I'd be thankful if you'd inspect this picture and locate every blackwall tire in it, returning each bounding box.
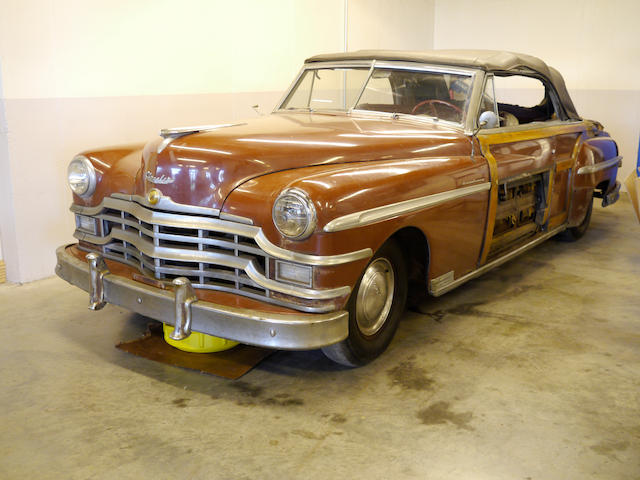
[322,240,407,367]
[558,198,593,242]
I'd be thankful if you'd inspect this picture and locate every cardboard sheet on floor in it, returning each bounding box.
[624,170,640,223]
[116,323,274,379]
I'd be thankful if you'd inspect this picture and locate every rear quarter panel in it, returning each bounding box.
[569,131,620,226]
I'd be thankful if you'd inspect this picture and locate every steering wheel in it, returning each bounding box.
[411,99,462,117]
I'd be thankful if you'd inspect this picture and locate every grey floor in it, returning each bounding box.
[1,197,639,480]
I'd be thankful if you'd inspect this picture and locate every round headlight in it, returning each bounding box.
[272,188,317,240]
[67,155,97,197]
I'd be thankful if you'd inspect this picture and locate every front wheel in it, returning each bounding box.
[322,240,407,367]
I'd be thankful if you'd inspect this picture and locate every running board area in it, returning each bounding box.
[429,225,566,297]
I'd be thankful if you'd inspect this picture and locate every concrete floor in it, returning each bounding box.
[1,197,639,480]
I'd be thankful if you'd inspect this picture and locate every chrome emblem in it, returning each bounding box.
[147,189,162,205]
[146,171,174,184]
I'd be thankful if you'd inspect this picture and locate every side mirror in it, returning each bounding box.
[478,110,499,129]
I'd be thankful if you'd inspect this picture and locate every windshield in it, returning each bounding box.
[280,66,473,124]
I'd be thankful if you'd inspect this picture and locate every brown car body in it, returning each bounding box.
[56,50,621,366]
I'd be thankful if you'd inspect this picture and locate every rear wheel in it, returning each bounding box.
[322,240,407,367]
[558,197,593,242]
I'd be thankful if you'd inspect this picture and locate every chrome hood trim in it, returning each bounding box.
[158,123,246,153]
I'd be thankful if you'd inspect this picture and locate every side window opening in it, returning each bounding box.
[492,74,558,127]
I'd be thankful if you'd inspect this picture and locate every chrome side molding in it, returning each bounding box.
[324,182,491,233]
[86,253,109,310]
[576,155,622,175]
[170,277,198,341]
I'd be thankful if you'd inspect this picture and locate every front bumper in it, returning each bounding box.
[55,245,348,350]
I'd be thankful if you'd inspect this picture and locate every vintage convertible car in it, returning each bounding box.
[56,50,621,366]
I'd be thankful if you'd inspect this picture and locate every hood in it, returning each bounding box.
[133,113,470,210]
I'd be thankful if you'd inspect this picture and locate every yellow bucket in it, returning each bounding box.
[162,323,239,353]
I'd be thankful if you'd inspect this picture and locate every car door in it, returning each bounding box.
[475,73,585,265]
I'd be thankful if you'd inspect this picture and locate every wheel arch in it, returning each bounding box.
[387,226,430,304]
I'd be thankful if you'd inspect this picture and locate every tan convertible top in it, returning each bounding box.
[306,50,580,120]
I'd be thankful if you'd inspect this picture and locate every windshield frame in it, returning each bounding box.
[275,60,480,131]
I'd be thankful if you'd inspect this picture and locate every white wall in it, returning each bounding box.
[434,0,640,184]
[0,0,436,283]
[0,0,345,283]
[348,0,434,51]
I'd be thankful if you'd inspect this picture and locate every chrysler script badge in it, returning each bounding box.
[145,171,174,184]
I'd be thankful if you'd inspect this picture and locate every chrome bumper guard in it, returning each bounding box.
[56,245,348,350]
[602,180,621,207]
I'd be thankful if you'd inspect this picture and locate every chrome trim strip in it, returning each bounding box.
[371,61,476,76]
[253,231,372,266]
[478,119,584,135]
[74,229,350,301]
[72,197,371,266]
[157,124,246,153]
[110,192,222,217]
[74,198,253,236]
[430,225,566,296]
[577,155,622,175]
[219,212,254,225]
[302,60,375,69]
[351,61,376,110]
[323,182,491,233]
[160,123,244,138]
[56,246,348,350]
[275,65,307,112]
[244,263,349,300]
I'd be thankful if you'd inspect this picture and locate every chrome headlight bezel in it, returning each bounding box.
[272,188,317,240]
[67,155,97,197]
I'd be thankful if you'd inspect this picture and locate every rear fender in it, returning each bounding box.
[569,136,620,226]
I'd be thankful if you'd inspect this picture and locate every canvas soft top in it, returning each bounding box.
[306,49,580,120]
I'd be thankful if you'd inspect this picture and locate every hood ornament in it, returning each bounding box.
[157,122,246,154]
[146,171,174,184]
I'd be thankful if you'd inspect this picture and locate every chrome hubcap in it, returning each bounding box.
[355,258,395,336]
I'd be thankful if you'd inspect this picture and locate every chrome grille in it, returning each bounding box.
[99,207,270,299]
[73,197,280,305]
[72,195,358,313]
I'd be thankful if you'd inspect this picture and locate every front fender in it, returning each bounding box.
[222,155,490,288]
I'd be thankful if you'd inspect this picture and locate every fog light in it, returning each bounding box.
[75,214,98,235]
[275,261,313,287]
